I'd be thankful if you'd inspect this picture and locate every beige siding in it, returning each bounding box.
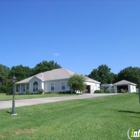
[44,79,70,92]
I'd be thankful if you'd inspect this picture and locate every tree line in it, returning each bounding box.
[0,61,140,93]
[0,60,61,93]
[88,64,140,86]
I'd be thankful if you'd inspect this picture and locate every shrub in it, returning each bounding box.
[59,91,72,94]
[44,92,52,94]
[38,89,44,94]
[6,86,12,95]
[94,89,104,93]
[26,90,31,95]
[15,92,19,95]
[0,85,7,93]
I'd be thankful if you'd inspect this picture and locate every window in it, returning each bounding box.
[33,81,38,92]
[16,86,19,92]
[16,89,18,92]
[62,82,65,90]
[26,85,29,90]
[51,83,54,91]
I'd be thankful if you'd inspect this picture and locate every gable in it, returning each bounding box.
[114,80,137,86]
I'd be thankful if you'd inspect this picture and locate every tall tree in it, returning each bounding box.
[117,66,140,86]
[88,65,116,84]
[32,60,61,75]
[10,65,31,81]
[0,64,10,85]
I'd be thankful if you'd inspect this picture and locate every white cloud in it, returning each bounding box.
[53,53,60,56]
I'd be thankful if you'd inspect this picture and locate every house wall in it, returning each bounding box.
[16,84,29,94]
[44,79,70,92]
[130,85,136,93]
[16,78,101,94]
[29,77,43,93]
[114,86,117,93]
[85,82,100,93]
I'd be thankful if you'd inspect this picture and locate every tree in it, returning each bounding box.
[68,74,86,93]
[32,60,61,75]
[0,64,12,94]
[0,64,10,85]
[88,64,116,84]
[0,60,61,93]
[117,67,140,86]
[10,65,31,81]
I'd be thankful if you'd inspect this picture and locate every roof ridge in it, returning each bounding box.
[63,68,75,75]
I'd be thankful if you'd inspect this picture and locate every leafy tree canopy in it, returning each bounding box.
[0,60,62,93]
[32,60,61,75]
[88,64,117,84]
[0,64,10,85]
[68,74,86,92]
[117,66,140,86]
[10,65,31,81]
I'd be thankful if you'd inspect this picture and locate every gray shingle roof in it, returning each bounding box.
[16,68,100,84]
[85,77,100,83]
[113,80,137,86]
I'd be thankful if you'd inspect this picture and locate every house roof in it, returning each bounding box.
[113,80,137,86]
[16,68,100,84]
[16,68,75,84]
[85,77,100,84]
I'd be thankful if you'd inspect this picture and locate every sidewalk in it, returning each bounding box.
[0,94,116,110]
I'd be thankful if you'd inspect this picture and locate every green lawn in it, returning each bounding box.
[0,93,140,140]
[0,93,77,101]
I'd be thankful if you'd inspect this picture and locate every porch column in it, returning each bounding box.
[114,86,117,93]
[20,84,21,93]
[25,84,26,94]
[29,83,32,93]
[128,85,131,93]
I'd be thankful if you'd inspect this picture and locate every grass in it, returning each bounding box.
[0,93,140,140]
[0,93,77,101]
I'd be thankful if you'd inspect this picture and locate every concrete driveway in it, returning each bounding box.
[0,93,116,110]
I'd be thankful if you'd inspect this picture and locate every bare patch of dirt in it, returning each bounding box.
[15,129,35,135]
[0,134,6,138]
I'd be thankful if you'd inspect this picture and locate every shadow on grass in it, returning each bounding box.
[6,111,11,114]
[119,110,140,114]
[130,116,140,119]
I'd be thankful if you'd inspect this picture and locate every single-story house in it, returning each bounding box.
[15,68,100,94]
[113,80,137,93]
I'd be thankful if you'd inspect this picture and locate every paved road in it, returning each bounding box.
[0,93,116,110]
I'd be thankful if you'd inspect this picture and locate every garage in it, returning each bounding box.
[117,85,128,93]
[113,80,137,93]
[85,85,91,93]
[84,77,100,94]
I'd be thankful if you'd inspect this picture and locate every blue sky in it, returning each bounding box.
[0,0,140,75]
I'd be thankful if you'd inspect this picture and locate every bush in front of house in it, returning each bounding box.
[0,85,7,93]
[38,89,44,94]
[59,91,74,94]
[94,89,104,93]
[26,90,31,95]
[44,91,74,94]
